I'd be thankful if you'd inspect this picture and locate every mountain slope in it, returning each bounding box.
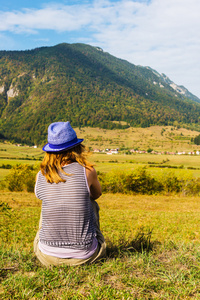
[0,43,199,145]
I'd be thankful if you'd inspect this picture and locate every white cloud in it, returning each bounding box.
[0,7,88,33]
[0,0,200,97]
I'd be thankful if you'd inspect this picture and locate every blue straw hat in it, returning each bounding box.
[42,122,84,152]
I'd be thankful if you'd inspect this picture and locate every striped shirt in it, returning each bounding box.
[35,162,97,251]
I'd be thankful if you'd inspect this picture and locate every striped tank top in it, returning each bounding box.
[35,162,97,250]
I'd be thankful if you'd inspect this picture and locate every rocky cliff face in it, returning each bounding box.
[7,84,19,100]
[152,70,200,103]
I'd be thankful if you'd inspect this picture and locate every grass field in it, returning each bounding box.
[1,126,200,299]
[1,154,200,184]
[0,124,200,181]
[1,147,200,182]
[1,125,200,155]
[75,125,200,152]
[1,192,200,299]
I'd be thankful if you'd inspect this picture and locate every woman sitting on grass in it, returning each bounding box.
[34,121,106,266]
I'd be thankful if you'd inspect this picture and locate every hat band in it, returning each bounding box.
[48,137,78,149]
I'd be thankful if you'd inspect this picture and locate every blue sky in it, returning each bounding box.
[0,0,200,98]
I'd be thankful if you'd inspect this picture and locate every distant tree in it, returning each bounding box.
[194,134,200,145]
[147,148,153,153]
[0,133,6,139]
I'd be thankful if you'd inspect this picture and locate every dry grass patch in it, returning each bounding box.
[1,191,41,208]
[75,125,200,152]
[99,194,200,244]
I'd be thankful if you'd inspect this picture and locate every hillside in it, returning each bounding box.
[0,43,200,145]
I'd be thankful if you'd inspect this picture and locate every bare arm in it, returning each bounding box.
[86,167,102,200]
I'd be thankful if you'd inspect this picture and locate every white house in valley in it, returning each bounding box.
[107,149,119,155]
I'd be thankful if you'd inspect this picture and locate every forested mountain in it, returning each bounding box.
[0,43,200,145]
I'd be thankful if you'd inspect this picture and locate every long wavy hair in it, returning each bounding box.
[40,144,94,184]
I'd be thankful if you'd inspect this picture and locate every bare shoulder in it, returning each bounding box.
[85,167,102,200]
[85,167,97,185]
[85,166,97,177]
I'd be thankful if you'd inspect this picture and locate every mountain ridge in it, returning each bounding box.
[0,42,200,145]
[145,68,200,103]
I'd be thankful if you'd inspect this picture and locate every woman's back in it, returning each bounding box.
[35,162,96,249]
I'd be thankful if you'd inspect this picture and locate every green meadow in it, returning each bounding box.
[1,192,200,299]
[1,126,200,299]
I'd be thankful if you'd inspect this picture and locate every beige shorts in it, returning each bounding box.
[34,201,106,267]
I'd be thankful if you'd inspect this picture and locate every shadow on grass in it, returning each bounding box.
[0,228,158,279]
[105,228,159,258]
[0,252,41,281]
[0,265,19,281]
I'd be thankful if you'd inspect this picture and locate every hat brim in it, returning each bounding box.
[42,139,84,152]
